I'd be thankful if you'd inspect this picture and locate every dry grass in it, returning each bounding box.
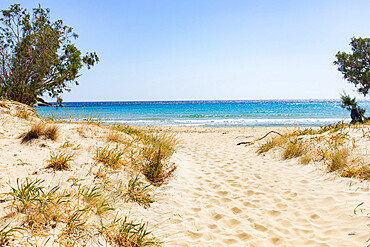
[141,132,178,159]
[358,165,370,179]
[255,123,370,180]
[257,135,289,154]
[1,102,177,245]
[45,151,74,170]
[107,130,125,143]
[6,178,71,234]
[126,175,153,208]
[328,148,349,172]
[341,164,370,179]
[300,153,313,164]
[95,146,125,169]
[102,216,158,247]
[113,125,142,136]
[60,139,74,148]
[20,122,59,143]
[0,224,22,246]
[282,139,305,159]
[15,109,32,120]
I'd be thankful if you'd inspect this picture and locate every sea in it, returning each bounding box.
[35,100,370,128]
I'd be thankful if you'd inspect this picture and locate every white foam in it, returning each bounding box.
[103,118,350,127]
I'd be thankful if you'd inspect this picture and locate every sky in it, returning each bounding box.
[1,0,370,102]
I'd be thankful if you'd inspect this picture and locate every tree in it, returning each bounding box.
[334,37,370,96]
[340,92,366,123]
[0,4,99,106]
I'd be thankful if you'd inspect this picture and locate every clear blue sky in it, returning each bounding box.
[1,0,370,101]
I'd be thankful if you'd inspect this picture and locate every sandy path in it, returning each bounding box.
[149,128,369,247]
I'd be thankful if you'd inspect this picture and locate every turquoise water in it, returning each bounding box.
[36,100,370,127]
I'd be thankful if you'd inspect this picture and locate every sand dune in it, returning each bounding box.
[0,102,369,246]
[144,127,370,246]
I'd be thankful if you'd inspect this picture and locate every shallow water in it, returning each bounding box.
[36,100,370,127]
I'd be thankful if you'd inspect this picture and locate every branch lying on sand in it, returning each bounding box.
[237,131,282,145]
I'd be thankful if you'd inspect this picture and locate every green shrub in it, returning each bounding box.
[142,149,176,186]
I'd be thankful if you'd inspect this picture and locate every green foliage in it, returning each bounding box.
[0,4,99,105]
[126,175,153,208]
[8,178,44,213]
[45,151,74,170]
[317,122,346,134]
[81,185,114,216]
[334,37,370,96]
[340,92,366,122]
[0,224,21,246]
[7,178,70,229]
[95,146,124,169]
[64,209,87,235]
[142,149,177,186]
[103,216,158,247]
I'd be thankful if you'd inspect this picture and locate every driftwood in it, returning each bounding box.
[237,131,282,146]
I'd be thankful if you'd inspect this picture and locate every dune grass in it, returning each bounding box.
[107,130,126,143]
[126,175,153,208]
[327,148,349,172]
[102,216,158,247]
[142,148,177,186]
[95,146,125,169]
[282,139,305,159]
[7,178,70,233]
[20,122,59,143]
[4,177,159,246]
[255,122,370,180]
[257,135,289,154]
[0,224,22,246]
[1,101,175,245]
[45,151,74,170]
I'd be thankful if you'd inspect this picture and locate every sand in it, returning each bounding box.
[144,127,369,246]
[0,102,369,246]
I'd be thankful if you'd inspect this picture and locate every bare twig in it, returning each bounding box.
[237,131,282,145]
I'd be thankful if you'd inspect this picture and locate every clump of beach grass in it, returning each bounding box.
[341,165,362,178]
[20,122,59,143]
[107,130,125,143]
[80,185,114,216]
[60,139,74,148]
[113,125,142,136]
[300,152,313,164]
[327,148,349,172]
[257,135,289,154]
[126,175,153,208]
[358,165,370,180]
[102,216,158,247]
[45,151,74,170]
[283,139,305,159]
[142,148,177,186]
[95,146,125,169]
[7,178,70,232]
[15,109,32,120]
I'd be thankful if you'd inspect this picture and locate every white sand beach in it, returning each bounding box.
[0,102,369,246]
[152,127,369,246]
